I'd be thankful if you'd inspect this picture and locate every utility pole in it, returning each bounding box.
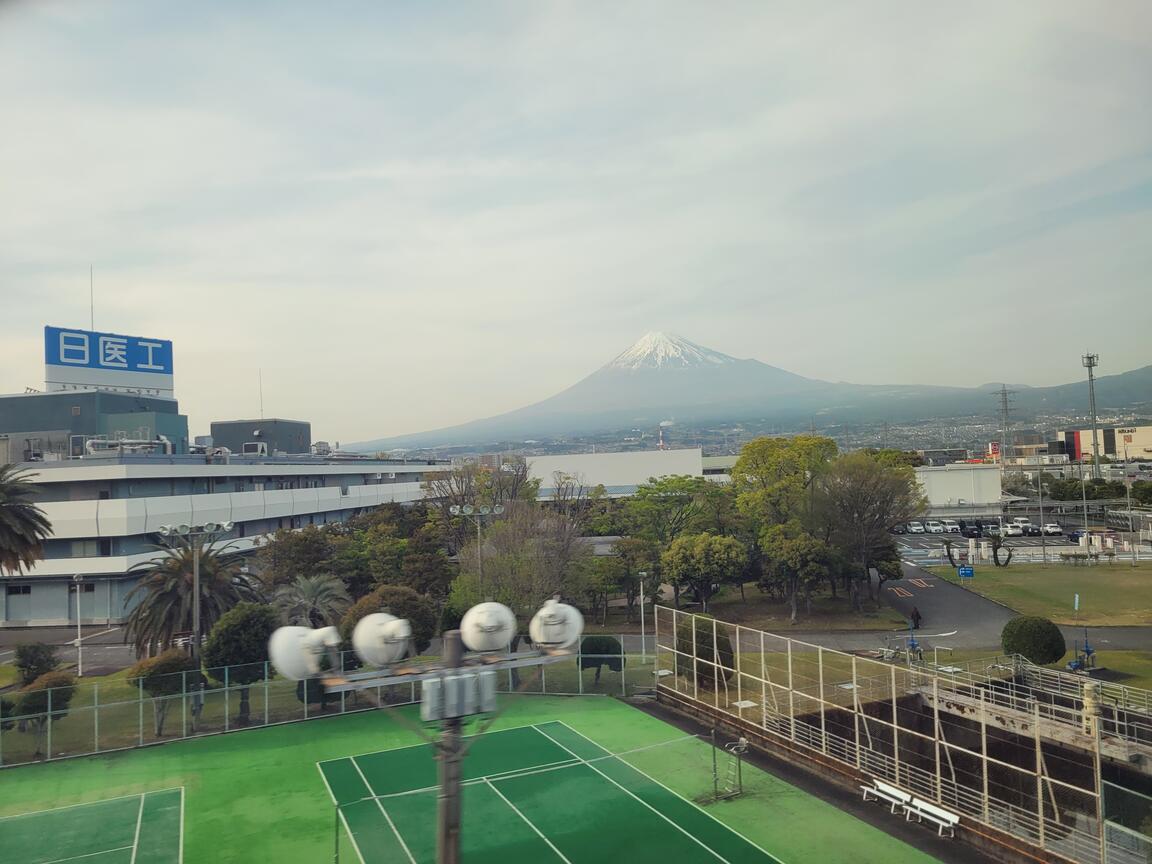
[1082,353,1101,479]
[436,631,465,864]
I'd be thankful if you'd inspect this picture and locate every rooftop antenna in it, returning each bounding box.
[259,369,265,419]
[1082,353,1101,479]
[89,265,94,330]
[996,385,1015,466]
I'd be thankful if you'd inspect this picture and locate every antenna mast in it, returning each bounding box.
[1082,353,1101,479]
[259,369,265,420]
[996,385,1015,466]
[89,265,94,330]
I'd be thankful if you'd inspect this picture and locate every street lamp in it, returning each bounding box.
[72,574,85,677]
[448,504,505,595]
[156,521,235,661]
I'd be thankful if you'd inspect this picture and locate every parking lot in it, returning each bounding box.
[898,535,1075,550]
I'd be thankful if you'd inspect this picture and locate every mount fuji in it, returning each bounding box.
[349,333,1152,450]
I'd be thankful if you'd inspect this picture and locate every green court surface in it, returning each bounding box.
[0,697,943,864]
[0,788,183,864]
[321,722,779,863]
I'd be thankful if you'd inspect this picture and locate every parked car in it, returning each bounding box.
[907,521,925,534]
[1004,524,1024,537]
[1042,523,1063,536]
[1021,524,1042,536]
[942,519,961,533]
[890,523,907,535]
[925,520,945,534]
[961,525,982,538]
[983,525,1002,538]
[1011,517,1032,526]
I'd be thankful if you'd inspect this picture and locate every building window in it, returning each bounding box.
[68,583,96,594]
[6,585,31,596]
[72,406,81,416]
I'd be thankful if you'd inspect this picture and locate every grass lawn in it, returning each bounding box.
[0,695,943,864]
[699,585,905,632]
[0,664,19,689]
[931,562,1152,626]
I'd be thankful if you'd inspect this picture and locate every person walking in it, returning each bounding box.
[911,606,923,630]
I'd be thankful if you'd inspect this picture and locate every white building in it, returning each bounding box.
[2,453,447,627]
[528,448,704,497]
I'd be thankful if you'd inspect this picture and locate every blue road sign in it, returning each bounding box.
[958,566,974,579]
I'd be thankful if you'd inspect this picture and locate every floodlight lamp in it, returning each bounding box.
[460,602,516,653]
[203,522,219,533]
[220,521,234,532]
[176,524,191,536]
[158,525,172,537]
[478,506,491,515]
[529,599,584,650]
[449,505,461,515]
[493,505,505,515]
[352,613,412,667]
[462,504,475,515]
[268,625,340,681]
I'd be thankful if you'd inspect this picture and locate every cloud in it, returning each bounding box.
[0,1,1149,440]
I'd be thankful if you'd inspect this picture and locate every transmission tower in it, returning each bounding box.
[996,385,1015,465]
[1083,353,1101,479]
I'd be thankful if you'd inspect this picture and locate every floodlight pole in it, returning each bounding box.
[437,630,465,864]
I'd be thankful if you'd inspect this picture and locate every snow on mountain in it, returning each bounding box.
[604,332,737,371]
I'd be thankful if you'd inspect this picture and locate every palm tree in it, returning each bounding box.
[125,540,262,657]
[272,572,351,627]
[0,463,52,575]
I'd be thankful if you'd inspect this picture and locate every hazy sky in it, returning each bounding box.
[2,2,1150,443]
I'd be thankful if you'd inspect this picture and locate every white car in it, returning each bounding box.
[1011,517,1032,526]
[1042,523,1063,536]
[907,521,925,534]
[941,519,961,533]
[1004,524,1024,536]
[926,520,945,534]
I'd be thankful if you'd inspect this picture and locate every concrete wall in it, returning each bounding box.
[528,448,704,492]
[914,464,1002,507]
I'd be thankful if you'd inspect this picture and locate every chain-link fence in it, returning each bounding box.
[0,637,656,768]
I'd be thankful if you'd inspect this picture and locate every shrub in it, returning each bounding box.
[128,649,198,736]
[1001,616,1066,665]
[14,643,58,686]
[675,613,735,688]
[16,670,77,757]
[202,603,281,727]
[339,585,437,655]
[580,635,625,685]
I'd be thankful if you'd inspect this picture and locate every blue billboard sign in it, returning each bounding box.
[44,326,174,396]
[958,566,974,579]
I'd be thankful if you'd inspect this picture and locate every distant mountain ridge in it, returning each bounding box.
[350,333,1152,450]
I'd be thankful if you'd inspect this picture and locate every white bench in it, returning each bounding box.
[860,779,912,814]
[904,797,960,838]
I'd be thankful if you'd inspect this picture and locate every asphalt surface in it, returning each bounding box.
[0,625,134,675]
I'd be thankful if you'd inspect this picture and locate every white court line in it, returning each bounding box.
[43,847,134,863]
[552,722,788,864]
[531,725,731,864]
[350,756,417,864]
[0,787,179,820]
[338,808,368,864]
[315,722,541,765]
[484,778,572,864]
[128,793,146,864]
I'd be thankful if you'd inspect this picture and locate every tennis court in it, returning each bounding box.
[319,721,781,864]
[0,787,183,864]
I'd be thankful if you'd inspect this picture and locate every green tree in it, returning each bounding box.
[1001,616,1066,664]
[128,648,198,737]
[1131,480,1152,506]
[613,537,661,623]
[674,614,734,689]
[760,521,833,624]
[340,584,437,655]
[625,475,714,545]
[583,555,624,626]
[398,523,454,600]
[731,435,838,527]
[580,635,624,685]
[661,533,748,613]
[253,525,334,587]
[272,573,351,627]
[125,540,261,657]
[13,642,58,686]
[815,451,927,610]
[861,449,925,468]
[16,670,76,758]
[202,603,280,726]
[0,463,52,575]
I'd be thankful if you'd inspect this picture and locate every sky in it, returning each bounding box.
[1,1,1150,443]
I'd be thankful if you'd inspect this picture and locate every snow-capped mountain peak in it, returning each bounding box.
[604,332,738,371]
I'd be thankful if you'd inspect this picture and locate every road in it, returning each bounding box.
[0,625,135,675]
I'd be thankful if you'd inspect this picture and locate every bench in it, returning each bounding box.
[904,797,960,838]
[860,779,912,814]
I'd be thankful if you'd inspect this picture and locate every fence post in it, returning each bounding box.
[264,662,270,726]
[47,686,52,761]
[577,641,583,695]
[225,665,230,733]
[94,682,100,753]
[182,671,188,739]
[138,677,144,746]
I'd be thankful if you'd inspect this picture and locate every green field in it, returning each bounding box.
[932,562,1152,625]
[0,695,942,864]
